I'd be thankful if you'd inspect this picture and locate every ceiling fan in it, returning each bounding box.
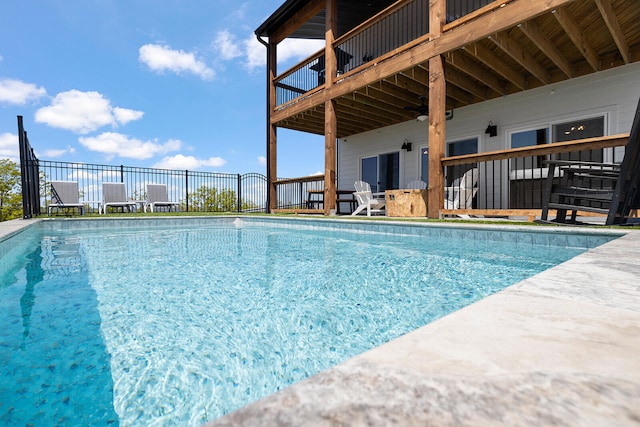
[404,96,454,121]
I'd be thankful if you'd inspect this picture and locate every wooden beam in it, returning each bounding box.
[268,41,278,212]
[552,6,599,71]
[361,85,412,111]
[393,73,429,99]
[441,134,628,166]
[445,50,506,95]
[428,55,446,219]
[324,0,337,215]
[325,100,337,214]
[463,42,527,90]
[518,20,572,78]
[488,31,550,84]
[594,0,630,64]
[444,66,489,100]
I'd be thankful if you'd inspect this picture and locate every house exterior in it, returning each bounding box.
[255,0,640,217]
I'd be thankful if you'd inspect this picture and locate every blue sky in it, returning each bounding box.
[0,0,326,177]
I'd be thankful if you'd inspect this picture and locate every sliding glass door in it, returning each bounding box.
[361,152,399,192]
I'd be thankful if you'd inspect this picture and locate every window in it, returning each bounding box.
[553,116,605,162]
[510,128,549,170]
[446,138,478,186]
[361,152,400,193]
[420,147,429,185]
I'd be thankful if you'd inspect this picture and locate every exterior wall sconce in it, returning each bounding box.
[401,139,412,152]
[485,121,498,137]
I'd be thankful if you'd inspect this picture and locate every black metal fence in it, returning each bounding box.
[17,116,41,219]
[18,117,268,216]
[37,161,267,214]
[442,137,628,211]
[274,176,325,210]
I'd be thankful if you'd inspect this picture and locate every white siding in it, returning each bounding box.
[337,62,640,197]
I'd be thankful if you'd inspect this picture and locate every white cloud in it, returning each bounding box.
[0,132,19,162]
[310,171,323,176]
[139,44,215,80]
[68,170,98,181]
[214,30,242,60]
[41,145,76,158]
[245,36,325,71]
[35,90,144,134]
[258,156,266,166]
[78,132,182,160]
[0,78,47,105]
[152,154,226,170]
[113,107,144,125]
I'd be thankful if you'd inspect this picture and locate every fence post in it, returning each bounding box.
[237,174,242,213]
[120,165,124,183]
[185,170,189,212]
[17,116,41,219]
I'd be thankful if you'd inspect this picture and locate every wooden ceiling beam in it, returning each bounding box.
[360,85,410,111]
[334,103,389,128]
[394,73,429,99]
[488,31,550,84]
[463,43,526,90]
[335,97,400,125]
[594,0,630,64]
[374,80,422,106]
[445,50,507,95]
[552,6,600,71]
[351,92,411,121]
[518,20,572,78]
[445,83,476,106]
[443,66,489,100]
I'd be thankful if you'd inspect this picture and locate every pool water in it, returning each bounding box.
[0,219,615,426]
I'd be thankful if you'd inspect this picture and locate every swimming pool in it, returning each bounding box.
[0,217,618,426]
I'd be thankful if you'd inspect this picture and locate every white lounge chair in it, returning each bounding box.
[145,184,179,212]
[101,182,137,214]
[406,180,427,190]
[444,168,478,217]
[352,181,385,216]
[48,181,85,215]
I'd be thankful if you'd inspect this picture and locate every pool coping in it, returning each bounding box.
[3,217,639,426]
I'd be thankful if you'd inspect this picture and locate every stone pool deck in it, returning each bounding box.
[205,224,640,426]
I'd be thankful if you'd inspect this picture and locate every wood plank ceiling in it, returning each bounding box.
[274,0,640,138]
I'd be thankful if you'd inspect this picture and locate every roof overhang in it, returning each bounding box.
[255,0,396,40]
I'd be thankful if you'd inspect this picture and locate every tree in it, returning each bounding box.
[0,159,22,222]
[187,185,257,212]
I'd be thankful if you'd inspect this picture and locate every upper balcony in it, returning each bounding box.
[256,0,640,138]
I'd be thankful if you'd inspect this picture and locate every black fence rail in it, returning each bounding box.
[441,135,629,212]
[37,161,268,214]
[273,175,325,210]
[17,116,41,219]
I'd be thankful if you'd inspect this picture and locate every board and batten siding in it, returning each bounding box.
[337,62,640,204]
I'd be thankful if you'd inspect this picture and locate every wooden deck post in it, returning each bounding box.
[268,40,278,212]
[324,0,337,215]
[427,0,446,218]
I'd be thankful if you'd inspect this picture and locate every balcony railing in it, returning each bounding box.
[273,175,325,210]
[274,0,494,107]
[271,135,630,219]
[441,135,630,217]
